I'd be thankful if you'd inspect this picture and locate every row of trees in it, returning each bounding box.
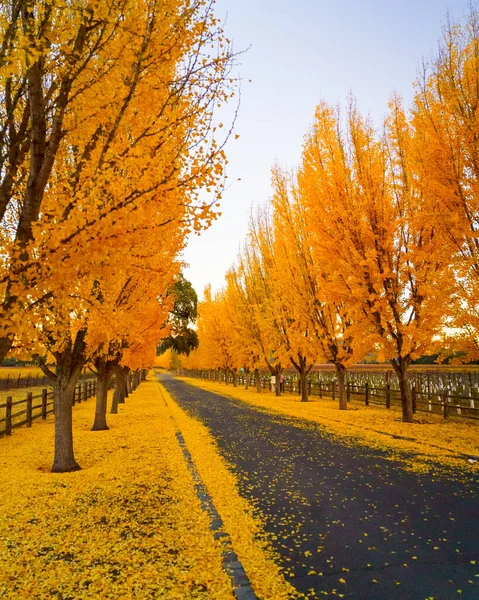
[181,9,479,423]
[0,0,237,470]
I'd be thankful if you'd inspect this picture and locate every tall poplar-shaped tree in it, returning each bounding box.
[412,8,479,356]
[195,286,238,382]
[3,0,238,471]
[301,99,452,421]
[236,211,287,395]
[273,166,368,407]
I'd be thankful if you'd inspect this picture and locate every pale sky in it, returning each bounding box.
[183,0,471,298]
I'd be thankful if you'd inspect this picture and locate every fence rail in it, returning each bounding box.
[0,371,96,392]
[0,381,97,437]
[182,369,479,422]
[0,369,147,438]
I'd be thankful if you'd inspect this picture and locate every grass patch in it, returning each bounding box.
[0,366,46,378]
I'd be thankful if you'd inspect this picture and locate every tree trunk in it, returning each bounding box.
[232,369,237,387]
[51,332,86,473]
[275,366,282,397]
[122,366,130,400]
[0,335,13,365]
[255,369,261,393]
[126,368,132,394]
[245,370,249,390]
[52,376,80,472]
[299,368,308,402]
[224,369,228,385]
[392,358,413,422]
[291,355,309,402]
[92,358,110,431]
[111,366,125,414]
[336,363,347,410]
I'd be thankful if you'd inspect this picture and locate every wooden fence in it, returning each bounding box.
[182,369,479,421]
[0,371,96,391]
[0,369,147,437]
[0,380,97,437]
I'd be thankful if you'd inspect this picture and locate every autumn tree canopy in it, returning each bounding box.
[0,0,238,471]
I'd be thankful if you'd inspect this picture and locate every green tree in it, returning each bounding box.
[157,274,199,356]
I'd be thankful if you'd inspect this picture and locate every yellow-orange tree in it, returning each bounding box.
[193,285,240,383]
[412,9,479,357]
[224,267,265,391]
[250,198,319,402]
[0,0,235,356]
[231,212,287,395]
[272,166,370,407]
[21,195,183,470]
[2,0,237,471]
[85,231,181,432]
[300,99,453,421]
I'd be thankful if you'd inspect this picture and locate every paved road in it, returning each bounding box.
[158,374,479,600]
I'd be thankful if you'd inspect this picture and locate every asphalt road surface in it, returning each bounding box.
[158,373,479,600]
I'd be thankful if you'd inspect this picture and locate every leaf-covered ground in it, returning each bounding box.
[0,375,239,599]
[178,377,479,475]
[162,374,479,600]
[157,379,297,600]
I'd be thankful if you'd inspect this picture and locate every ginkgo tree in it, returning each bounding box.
[2,0,238,472]
[300,98,453,421]
[234,214,286,396]
[247,203,318,401]
[195,286,240,384]
[412,8,479,357]
[273,166,370,407]
[0,0,237,359]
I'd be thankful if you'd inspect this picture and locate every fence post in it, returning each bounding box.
[42,389,48,419]
[469,372,475,409]
[347,381,350,403]
[332,381,336,401]
[365,382,369,406]
[83,382,88,402]
[443,395,448,419]
[6,396,12,435]
[319,380,322,398]
[412,385,417,414]
[386,383,391,409]
[26,392,32,427]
